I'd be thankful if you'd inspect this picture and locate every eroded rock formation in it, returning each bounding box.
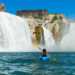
[0,3,6,12]
[34,25,44,45]
[16,10,69,44]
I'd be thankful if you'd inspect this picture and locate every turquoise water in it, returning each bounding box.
[0,52,75,75]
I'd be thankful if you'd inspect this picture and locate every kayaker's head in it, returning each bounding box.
[43,48,46,52]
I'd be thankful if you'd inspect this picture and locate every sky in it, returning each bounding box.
[0,0,75,20]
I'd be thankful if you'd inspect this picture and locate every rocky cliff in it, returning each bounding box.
[16,9,48,19]
[16,10,70,45]
[0,3,6,12]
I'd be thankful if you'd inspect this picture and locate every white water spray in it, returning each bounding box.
[0,12,37,52]
[43,26,55,51]
[60,22,75,51]
[0,12,75,52]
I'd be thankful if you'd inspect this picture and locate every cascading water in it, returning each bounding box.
[42,22,75,52]
[60,22,75,51]
[0,12,75,52]
[0,12,37,52]
[42,26,55,51]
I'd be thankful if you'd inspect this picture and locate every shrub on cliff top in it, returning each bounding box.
[50,15,58,23]
[52,15,58,21]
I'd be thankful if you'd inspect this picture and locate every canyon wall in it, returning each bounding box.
[17,10,70,45]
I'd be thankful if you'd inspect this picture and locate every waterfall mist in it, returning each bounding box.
[43,26,55,51]
[60,22,75,51]
[42,22,75,52]
[0,12,37,52]
[0,12,75,52]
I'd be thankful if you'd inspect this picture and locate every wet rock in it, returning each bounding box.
[34,26,44,45]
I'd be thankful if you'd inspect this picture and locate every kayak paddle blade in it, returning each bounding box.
[34,44,39,47]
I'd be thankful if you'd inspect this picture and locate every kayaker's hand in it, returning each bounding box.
[41,51,43,54]
[46,53,49,57]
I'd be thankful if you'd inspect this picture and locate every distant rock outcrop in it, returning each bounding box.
[16,9,48,19]
[0,3,6,12]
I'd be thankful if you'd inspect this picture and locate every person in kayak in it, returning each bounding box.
[41,48,48,57]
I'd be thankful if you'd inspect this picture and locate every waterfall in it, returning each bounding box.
[42,26,55,51]
[60,22,75,51]
[0,12,37,52]
[0,12,75,52]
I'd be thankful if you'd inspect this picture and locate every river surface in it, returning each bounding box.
[0,52,75,75]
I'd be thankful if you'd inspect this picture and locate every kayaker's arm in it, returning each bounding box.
[41,50,43,54]
[39,47,42,51]
[46,52,50,57]
[46,53,48,56]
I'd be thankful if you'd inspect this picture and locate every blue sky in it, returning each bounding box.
[0,0,75,20]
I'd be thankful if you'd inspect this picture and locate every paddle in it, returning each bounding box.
[33,44,42,51]
[33,44,56,61]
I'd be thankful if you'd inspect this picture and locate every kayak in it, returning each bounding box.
[40,57,51,61]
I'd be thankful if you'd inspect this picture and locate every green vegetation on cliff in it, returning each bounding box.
[52,15,58,21]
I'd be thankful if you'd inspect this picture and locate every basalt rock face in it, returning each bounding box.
[0,3,6,12]
[16,9,48,19]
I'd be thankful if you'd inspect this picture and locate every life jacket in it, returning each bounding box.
[42,52,47,57]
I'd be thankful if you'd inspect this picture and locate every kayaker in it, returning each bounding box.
[41,48,48,57]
